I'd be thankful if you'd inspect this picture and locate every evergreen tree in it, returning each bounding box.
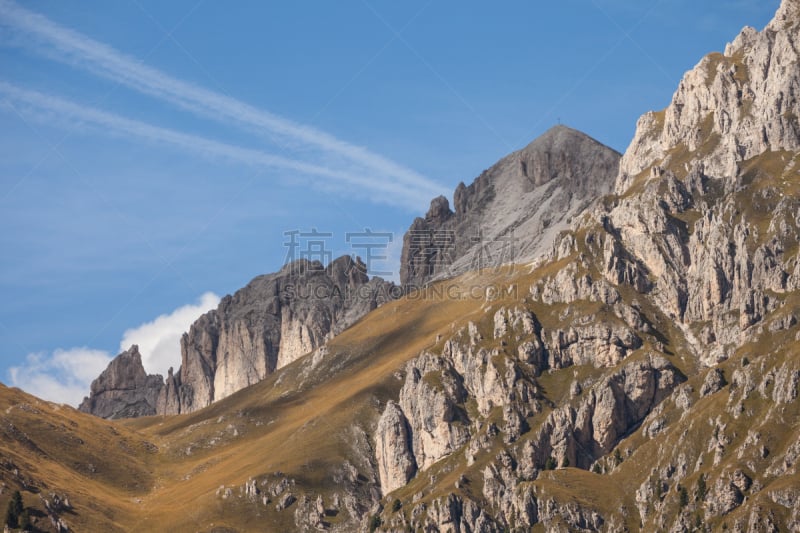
[11,490,23,516]
[696,474,707,501]
[613,449,623,466]
[368,514,382,532]
[4,490,23,529]
[4,503,18,529]
[679,485,689,508]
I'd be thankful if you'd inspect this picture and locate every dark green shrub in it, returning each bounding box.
[614,449,623,465]
[4,490,23,529]
[696,475,707,501]
[369,514,382,532]
[679,485,689,508]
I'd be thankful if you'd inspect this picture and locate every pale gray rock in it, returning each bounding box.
[770,362,800,403]
[400,125,620,287]
[415,493,498,533]
[398,353,470,471]
[276,492,296,511]
[707,476,744,517]
[375,401,417,495]
[78,345,163,419]
[519,354,685,471]
[700,368,728,397]
[542,321,642,369]
[158,255,395,414]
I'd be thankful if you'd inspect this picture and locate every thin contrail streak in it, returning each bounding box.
[0,82,431,208]
[0,0,445,201]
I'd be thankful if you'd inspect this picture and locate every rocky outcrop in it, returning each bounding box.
[398,352,472,471]
[374,300,683,511]
[84,256,396,419]
[617,0,800,188]
[375,401,417,495]
[78,345,163,419]
[400,125,620,287]
[371,5,800,531]
[519,354,685,471]
[158,256,395,415]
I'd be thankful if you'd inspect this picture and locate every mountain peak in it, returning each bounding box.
[400,126,620,287]
[539,123,590,139]
[617,0,800,193]
[78,345,163,419]
[425,195,453,222]
[520,125,621,170]
[770,0,800,30]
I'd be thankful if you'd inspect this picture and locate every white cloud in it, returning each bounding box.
[120,291,220,376]
[8,348,112,406]
[7,293,219,407]
[0,0,446,208]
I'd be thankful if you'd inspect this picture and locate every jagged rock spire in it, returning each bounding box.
[616,0,800,193]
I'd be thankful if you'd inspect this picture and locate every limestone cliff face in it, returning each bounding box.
[158,256,394,415]
[369,2,800,531]
[374,316,683,495]
[617,0,800,189]
[375,401,417,495]
[400,125,621,287]
[591,0,800,366]
[78,345,163,419]
[84,256,395,419]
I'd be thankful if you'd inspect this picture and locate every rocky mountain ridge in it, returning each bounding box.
[363,1,800,529]
[400,125,621,288]
[157,255,396,415]
[5,1,800,531]
[83,126,620,420]
[77,345,162,419]
[81,255,395,418]
[618,0,800,190]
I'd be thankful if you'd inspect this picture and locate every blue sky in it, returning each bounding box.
[0,0,779,404]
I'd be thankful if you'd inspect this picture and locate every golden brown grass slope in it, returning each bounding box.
[0,268,521,532]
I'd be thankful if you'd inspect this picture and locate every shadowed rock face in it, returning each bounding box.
[399,125,621,288]
[81,256,397,419]
[78,345,163,419]
[157,255,396,415]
